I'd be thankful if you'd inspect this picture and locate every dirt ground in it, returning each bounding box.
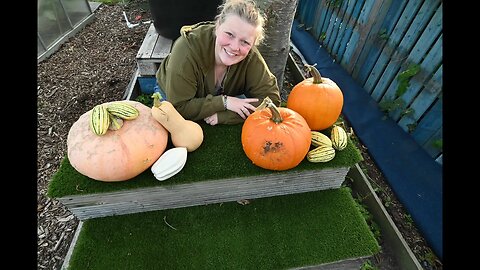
[37,1,442,269]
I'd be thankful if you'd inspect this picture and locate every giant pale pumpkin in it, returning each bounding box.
[67,100,169,182]
[287,64,344,130]
[241,97,311,171]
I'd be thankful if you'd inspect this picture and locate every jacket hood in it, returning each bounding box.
[179,22,217,73]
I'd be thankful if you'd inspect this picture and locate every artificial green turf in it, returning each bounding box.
[67,188,380,270]
[48,123,363,198]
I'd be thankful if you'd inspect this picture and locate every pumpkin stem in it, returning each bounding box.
[305,64,323,84]
[151,92,163,108]
[263,97,283,124]
[255,96,270,111]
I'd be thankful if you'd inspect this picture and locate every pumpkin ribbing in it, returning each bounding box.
[286,64,344,131]
[241,97,311,171]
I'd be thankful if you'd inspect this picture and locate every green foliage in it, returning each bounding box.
[403,213,414,228]
[135,93,153,107]
[396,64,420,98]
[361,260,379,270]
[328,0,343,8]
[401,107,415,118]
[420,250,440,267]
[383,195,393,208]
[353,195,382,242]
[378,64,421,127]
[319,32,327,41]
[378,98,405,114]
[378,28,389,40]
[432,139,442,149]
[407,122,417,133]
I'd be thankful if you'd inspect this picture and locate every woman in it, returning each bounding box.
[155,0,281,125]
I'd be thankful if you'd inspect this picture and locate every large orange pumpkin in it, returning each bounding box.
[67,100,169,182]
[287,64,344,130]
[241,98,311,171]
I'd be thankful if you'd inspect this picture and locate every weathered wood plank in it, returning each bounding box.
[371,0,440,101]
[301,0,317,28]
[311,0,328,40]
[296,0,310,26]
[422,125,442,159]
[347,0,392,76]
[363,0,423,95]
[391,33,442,121]
[322,3,340,47]
[331,0,358,58]
[293,256,372,270]
[59,167,350,220]
[135,23,173,76]
[151,34,172,59]
[316,1,334,41]
[325,0,350,55]
[356,0,407,86]
[136,23,158,59]
[397,66,442,132]
[382,4,442,106]
[412,97,442,146]
[334,0,364,62]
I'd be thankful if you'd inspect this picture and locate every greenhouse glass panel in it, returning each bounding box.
[38,0,72,52]
[38,35,46,55]
[62,0,92,27]
[38,0,94,62]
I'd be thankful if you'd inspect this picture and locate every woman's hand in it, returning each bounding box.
[204,113,219,126]
[225,96,258,119]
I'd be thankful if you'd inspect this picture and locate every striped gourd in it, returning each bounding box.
[108,114,124,131]
[331,125,347,151]
[90,104,110,136]
[307,145,335,163]
[311,131,332,147]
[107,102,139,120]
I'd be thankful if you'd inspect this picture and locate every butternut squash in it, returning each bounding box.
[151,93,204,152]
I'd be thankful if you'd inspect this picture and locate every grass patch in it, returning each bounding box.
[48,123,362,198]
[68,188,379,269]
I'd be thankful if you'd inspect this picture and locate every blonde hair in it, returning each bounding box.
[215,0,265,45]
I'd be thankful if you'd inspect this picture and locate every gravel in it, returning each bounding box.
[37,2,151,269]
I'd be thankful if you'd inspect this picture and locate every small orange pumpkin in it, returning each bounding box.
[241,97,311,171]
[287,64,344,130]
[67,100,169,182]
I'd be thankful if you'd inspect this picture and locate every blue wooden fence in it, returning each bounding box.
[294,0,442,164]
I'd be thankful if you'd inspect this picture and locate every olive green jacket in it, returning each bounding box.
[156,22,280,124]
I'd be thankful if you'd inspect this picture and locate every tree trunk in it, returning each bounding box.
[256,0,299,95]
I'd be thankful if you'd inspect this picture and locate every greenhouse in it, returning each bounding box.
[38,0,100,62]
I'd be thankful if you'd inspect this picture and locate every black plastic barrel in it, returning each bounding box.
[148,0,223,40]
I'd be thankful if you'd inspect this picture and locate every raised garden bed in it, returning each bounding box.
[48,120,362,220]
[55,52,424,270]
[62,187,380,270]
[48,60,362,220]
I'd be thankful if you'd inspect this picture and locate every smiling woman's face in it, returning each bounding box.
[215,14,257,67]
